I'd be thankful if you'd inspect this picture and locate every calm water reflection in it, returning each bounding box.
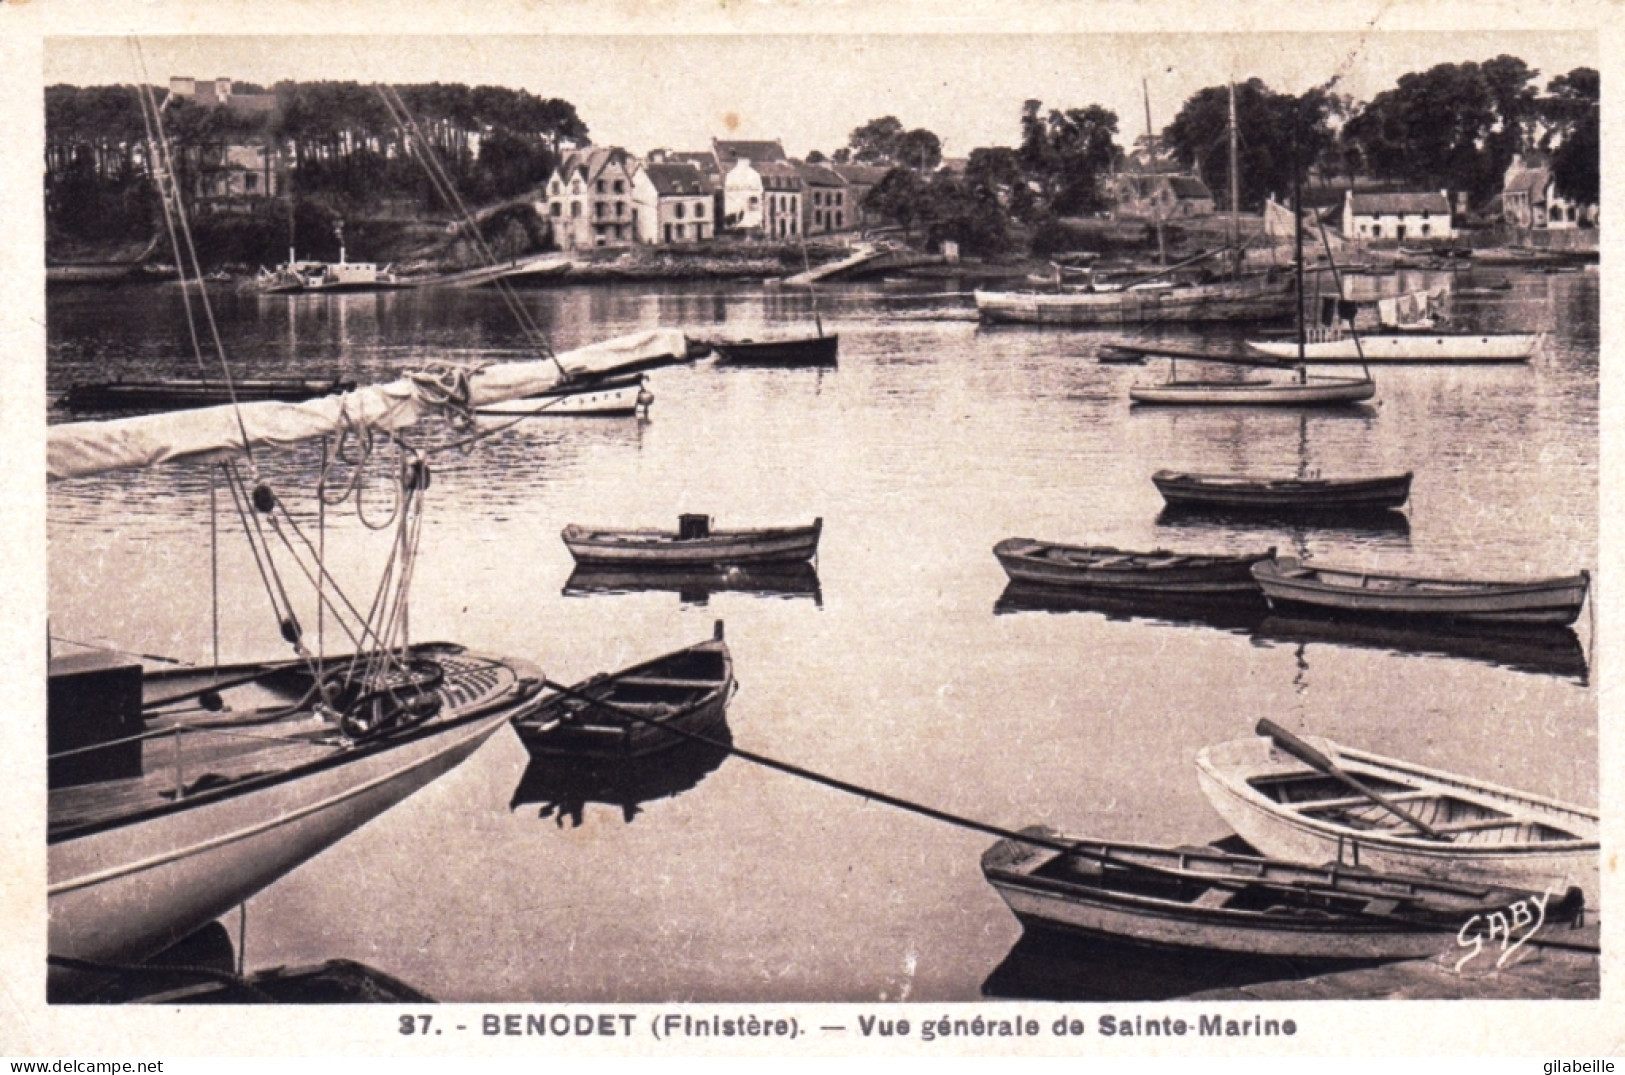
[47,271,1596,1001]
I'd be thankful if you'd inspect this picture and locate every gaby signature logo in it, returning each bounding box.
[1454,889,1553,972]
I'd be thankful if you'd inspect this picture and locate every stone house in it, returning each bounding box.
[796,163,852,235]
[1110,172,1215,220]
[632,163,716,244]
[1502,155,1593,230]
[756,162,804,238]
[545,147,638,249]
[1341,190,1455,241]
[830,163,891,231]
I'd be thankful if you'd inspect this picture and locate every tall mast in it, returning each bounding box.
[1143,78,1166,266]
[1229,81,1241,276]
[1292,126,1306,382]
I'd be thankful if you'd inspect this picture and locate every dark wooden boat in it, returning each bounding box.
[1151,470,1413,513]
[993,538,1272,594]
[1252,556,1590,626]
[562,515,822,567]
[563,561,822,606]
[982,826,1589,963]
[710,333,839,366]
[512,622,734,759]
[56,376,357,414]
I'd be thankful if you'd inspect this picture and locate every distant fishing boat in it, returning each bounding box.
[1196,723,1600,905]
[981,825,1587,963]
[562,516,822,568]
[56,376,357,414]
[258,244,404,294]
[993,538,1272,594]
[709,333,839,367]
[512,622,734,759]
[1151,470,1413,513]
[1251,556,1590,626]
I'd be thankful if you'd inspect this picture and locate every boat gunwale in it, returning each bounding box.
[1254,556,1590,597]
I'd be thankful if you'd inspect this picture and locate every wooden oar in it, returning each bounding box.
[1256,719,1447,840]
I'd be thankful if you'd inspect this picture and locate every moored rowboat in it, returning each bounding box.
[1195,733,1600,905]
[1251,556,1590,626]
[710,333,839,366]
[1151,470,1412,513]
[1129,376,1375,406]
[562,516,822,567]
[57,377,357,414]
[994,538,1272,594]
[981,826,1587,962]
[513,622,734,759]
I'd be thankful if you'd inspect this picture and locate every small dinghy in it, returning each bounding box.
[1251,556,1590,626]
[994,538,1273,594]
[709,333,839,367]
[562,515,822,567]
[512,623,734,759]
[1151,470,1413,513]
[982,825,1588,963]
[1196,722,1600,906]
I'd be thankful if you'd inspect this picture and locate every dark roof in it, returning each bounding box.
[557,147,632,185]
[642,163,714,196]
[1167,175,1213,200]
[1348,191,1451,215]
[794,163,847,188]
[668,151,720,175]
[830,163,890,186]
[756,161,804,190]
[713,139,788,166]
[1504,167,1551,199]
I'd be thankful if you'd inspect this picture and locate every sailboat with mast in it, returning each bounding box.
[974,82,1295,326]
[45,61,675,1000]
[1128,92,1375,407]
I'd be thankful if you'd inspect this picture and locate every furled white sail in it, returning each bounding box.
[49,329,689,482]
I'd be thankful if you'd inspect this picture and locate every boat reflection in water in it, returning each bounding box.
[994,582,1266,636]
[77,922,434,1005]
[1252,614,1588,684]
[509,724,733,827]
[1155,505,1412,541]
[563,562,823,607]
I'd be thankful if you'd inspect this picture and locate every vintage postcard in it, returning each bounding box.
[1,0,1618,1060]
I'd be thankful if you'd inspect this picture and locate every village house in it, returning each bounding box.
[795,163,852,235]
[545,147,638,249]
[1341,190,1455,241]
[1109,172,1216,220]
[756,162,805,238]
[830,163,890,232]
[165,76,284,204]
[721,159,766,232]
[631,162,716,244]
[1501,155,1593,230]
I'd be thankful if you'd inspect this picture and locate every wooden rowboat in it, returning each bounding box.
[562,516,822,567]
[993,538,1273,594]
[982,826,1586,963]
[1129,376,1375,407]
[710,333,839,366]
[1195,732,1600,905]
[48,643,544,1000]
[1251,556,1590,626]
[512,622,734,759]
[1151,470,1412,513]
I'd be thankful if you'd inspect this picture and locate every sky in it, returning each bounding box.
[43,30,1598,160]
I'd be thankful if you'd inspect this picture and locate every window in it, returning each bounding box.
[675,202,686,219]
[571,201,581,218]
[617,202,625,218]
[597,180,606,194]
[596,202,606,219]
[551,203,562,217]
[614,180,624,194]
[1421,223,1431,236]
[835,210,843,228]
[695,202,705,218]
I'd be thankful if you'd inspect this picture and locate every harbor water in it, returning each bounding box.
[46,269,1598,1001]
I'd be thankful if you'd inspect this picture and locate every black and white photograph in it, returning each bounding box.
[2,0,1617,1059]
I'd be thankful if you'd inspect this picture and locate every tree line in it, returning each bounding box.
[833,55,1598,257]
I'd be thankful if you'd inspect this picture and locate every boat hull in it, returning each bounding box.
[514,633,734,759]
[475,374,649,417]
[1252,557,1590,626]
[1151,470,1412,512]
[1129,378,1375,406]
[975,278,1294,325]
[993,538,1270,594]
[57,378,357,414]
[981,830,1576,962]
[562,520,822,567]
[1194,737,1600,906]
[711,334,839,366]
[1247,333,1541,362]
[48,705,519,995]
